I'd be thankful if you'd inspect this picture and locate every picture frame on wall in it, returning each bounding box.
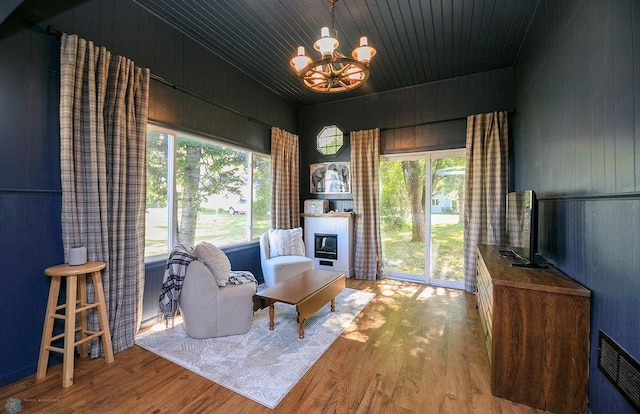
[310,162,350,194]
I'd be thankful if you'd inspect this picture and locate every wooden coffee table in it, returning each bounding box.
[255,269,346,339]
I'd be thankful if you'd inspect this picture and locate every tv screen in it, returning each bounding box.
[506,190,538,267]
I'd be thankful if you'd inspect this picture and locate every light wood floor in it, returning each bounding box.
[1,279,548,413]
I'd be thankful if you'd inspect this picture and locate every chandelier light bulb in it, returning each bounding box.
[353,36,377,64]
[290,46,312,72]
[314,26,338,57]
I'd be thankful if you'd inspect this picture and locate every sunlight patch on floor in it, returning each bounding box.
[142,316,183,334]
[378,280,421,298]
[341,327,370,343]
[415,286,463,303]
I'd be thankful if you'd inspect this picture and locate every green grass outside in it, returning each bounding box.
[145,209,270,256]
[382,215,464,282]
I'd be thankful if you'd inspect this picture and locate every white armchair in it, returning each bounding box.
[259,231,314,287]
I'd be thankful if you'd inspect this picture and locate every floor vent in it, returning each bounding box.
[598,330,640,411]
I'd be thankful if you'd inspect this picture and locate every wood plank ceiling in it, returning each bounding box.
[144,1,542,107]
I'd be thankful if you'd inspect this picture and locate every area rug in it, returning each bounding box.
[135,288,375,409]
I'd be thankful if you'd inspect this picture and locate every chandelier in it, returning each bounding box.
[290,0,377,93]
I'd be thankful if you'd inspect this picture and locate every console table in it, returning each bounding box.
[476,244,590,413]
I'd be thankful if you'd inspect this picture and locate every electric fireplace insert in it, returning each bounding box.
[314,233,338,260]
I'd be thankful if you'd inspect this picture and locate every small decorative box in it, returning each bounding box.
[304,199,329,214]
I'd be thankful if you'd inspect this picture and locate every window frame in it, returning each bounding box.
[145,124,271,261]
[316,124,345,156]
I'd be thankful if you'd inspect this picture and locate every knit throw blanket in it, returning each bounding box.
[228,270,258,286]
[159,244,197,321]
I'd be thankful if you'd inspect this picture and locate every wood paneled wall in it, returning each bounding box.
[0,0,296,387]
[298,68,514,211]
[0,191,63,384]
[513,0,640,412]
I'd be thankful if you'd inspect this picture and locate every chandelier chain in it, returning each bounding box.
[330,1,336,39]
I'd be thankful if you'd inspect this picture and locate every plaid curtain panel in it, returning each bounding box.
[271,127,300,230]
[463,111,508,292]
[351,128,384,280]
[60,34,150,356]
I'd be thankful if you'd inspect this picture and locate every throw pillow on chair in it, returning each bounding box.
[267,227,306,257]
[194,242,231,286]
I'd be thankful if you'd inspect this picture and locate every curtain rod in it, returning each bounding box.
[380,116,467,132]
[46,25,62,38]
[46,25,272,130]
[0,188,62,194]
[380,110,516,132]
[148,73,272,130]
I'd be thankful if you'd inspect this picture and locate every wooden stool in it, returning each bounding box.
[37,261,114,387]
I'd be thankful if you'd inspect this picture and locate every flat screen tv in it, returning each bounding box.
[505,190,543,268]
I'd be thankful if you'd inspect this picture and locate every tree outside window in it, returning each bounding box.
[145,126,271,257]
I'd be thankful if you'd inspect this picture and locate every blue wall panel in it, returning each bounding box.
[514,0,640,411]
[539,198,640,413]
[0,191,63,386]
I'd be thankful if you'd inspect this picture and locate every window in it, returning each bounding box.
[145,125,271,257]
[380,150,466,289]
[317,125,344,155]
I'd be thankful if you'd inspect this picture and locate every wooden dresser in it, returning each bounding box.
[476,244,591,413]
